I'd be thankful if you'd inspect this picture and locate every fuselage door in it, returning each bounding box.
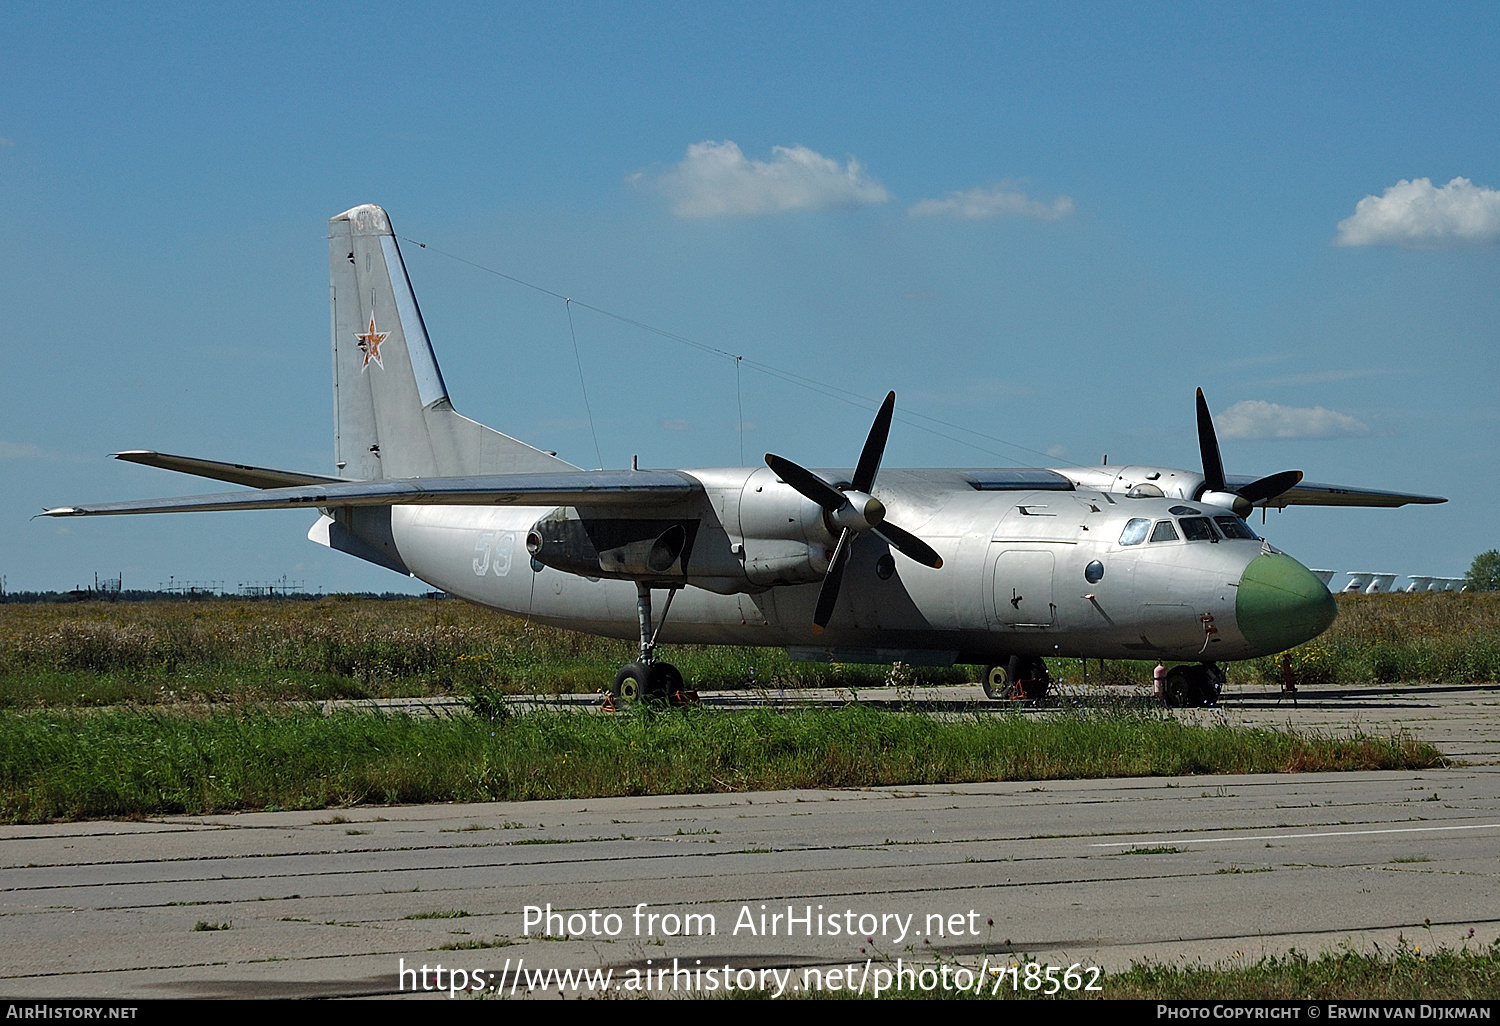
[990,548,1057,628]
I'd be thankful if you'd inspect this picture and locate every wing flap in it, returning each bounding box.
[44,470,703,517]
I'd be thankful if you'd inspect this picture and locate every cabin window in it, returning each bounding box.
[1118,518,1151,545]
[1084,560,1105,584]
[1213,515,1259,540]
[1149,520,1179,543]
[1179,517,1218,541]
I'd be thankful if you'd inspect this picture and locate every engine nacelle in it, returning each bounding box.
[1198,489,1252,517]
[1053,465,1207,501]
[736,467,838,586]
[526,509,696,582]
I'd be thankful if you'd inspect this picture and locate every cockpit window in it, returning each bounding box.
[1168,505,1202,516]
[1149,520,1179,543]
[1179,516,1218,541]
[1118,518,1151,546]
[1213,515,1259,540]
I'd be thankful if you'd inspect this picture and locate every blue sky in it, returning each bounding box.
[2,2,1497,593]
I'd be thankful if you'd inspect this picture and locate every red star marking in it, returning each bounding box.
[356,317,388,370]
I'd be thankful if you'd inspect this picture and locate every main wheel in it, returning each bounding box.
[648,662,683,701]
[981,663,1017,700]
[1017,656,1051,702]
[613,663,649,704]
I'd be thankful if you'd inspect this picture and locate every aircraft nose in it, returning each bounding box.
[1235,552,1338,655]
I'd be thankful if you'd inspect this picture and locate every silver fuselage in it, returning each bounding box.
[388,467,1309,665]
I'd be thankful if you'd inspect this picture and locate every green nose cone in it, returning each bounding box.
[1235,552,1338,656]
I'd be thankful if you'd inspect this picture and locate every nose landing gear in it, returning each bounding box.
[1162,662,1224,707]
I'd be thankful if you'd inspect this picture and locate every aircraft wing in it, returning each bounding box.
[1224,474,1446,508]
[42,470,704,517]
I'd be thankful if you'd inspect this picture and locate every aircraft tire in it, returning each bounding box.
[1193,665,1223,707]
[1163,665,1194,708]
[648,662,683,701]
[613,663,649,704]
[1020,655,1050,703]
[981,663,1017,700]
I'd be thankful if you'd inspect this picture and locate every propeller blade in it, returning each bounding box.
[813,529,853,631]
[1196,388,1226,493]
[1236,469,1304,506]
[872,522,944,569]
[852,391,895,494]
[765,454,845,510]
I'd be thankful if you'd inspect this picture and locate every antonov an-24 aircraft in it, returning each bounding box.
[45,204,1446,707]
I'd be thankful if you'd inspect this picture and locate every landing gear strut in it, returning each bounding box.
[981,655,1050,702]
[611,583,689,705]
[1162,662,1224,707]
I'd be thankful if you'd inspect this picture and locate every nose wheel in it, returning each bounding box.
[1162,663,1224,707]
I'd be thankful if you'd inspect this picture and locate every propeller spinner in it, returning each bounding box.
[765,391,942,632]
[1195,388,1303,516]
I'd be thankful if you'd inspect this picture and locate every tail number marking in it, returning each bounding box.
[473,532,517,577]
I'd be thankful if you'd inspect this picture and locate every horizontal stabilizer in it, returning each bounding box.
[43,470,703,517]
[112,451,348,489]
[1225,475,1446,508]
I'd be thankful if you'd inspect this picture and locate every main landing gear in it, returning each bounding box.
[981,656,1051,702]
[1161,662,1225,707]
[610,583,693,707]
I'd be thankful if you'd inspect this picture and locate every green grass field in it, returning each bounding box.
[0,592,1465,824]
[0,595,966,707]
[0,704,1443,823]
[2,591,1496,707]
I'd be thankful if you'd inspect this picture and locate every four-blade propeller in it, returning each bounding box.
[765,391,942,632]
[1195,388,1303,516]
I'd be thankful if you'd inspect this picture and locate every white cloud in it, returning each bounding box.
[650,141,892,218]
[661,418,691,431]
[0,440,45,459]
[1045,444,1069,458]
[1217,401,1369,440]
[909,185,1074,221]
[1334,177,1500,247]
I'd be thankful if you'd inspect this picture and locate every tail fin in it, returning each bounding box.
[328,204,575,480]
